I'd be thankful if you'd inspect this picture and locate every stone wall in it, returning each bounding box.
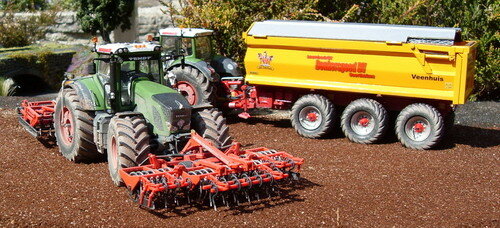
[38,5,174,45]
[0,50,75,92]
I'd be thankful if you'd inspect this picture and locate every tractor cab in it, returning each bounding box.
[91,42,164,111]
[158,28,214,62]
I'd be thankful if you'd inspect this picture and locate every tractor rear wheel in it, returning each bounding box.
[341,98,388,144]
[191,108,232,149]
[54,88,99,162]
[291,94,335,138]
[107,115,151,186]
[169,66,216,106]
[395,103,444,150]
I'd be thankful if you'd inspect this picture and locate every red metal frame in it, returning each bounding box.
[17,100,56,137]
[120,131,304,209]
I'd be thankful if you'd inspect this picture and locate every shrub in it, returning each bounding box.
[0,11,55,48]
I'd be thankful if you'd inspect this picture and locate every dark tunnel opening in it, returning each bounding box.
[10,74,56,96]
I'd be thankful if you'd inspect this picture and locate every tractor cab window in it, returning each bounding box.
[118,59,161,106]
[97,59,110,85]
[161,37,193,56]
[195,36,212,60]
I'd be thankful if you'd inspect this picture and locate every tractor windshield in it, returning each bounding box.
[120,59,161,82]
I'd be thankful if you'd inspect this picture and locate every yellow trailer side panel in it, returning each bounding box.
[244,35,477,104]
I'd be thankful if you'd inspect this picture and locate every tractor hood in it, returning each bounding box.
[132,79,191,141]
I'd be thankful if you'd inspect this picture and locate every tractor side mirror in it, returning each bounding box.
[87,62,97,74]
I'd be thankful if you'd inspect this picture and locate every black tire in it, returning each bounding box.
[341,98,388,144]
[395,103,444,150]
[54,88,99,162]
[290,94,335,138]
[169,66,215,106]
[191,108,232,149]
[107,115,151,186]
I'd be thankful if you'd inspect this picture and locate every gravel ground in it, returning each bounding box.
[0,96,498,227]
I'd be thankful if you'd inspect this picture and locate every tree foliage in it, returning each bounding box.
[165,0,498,101]
[0,0,47,11]
[75,0,134,43]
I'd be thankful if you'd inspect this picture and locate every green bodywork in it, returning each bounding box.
[65,50,191,141]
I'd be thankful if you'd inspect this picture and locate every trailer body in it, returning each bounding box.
[243,20,477,105]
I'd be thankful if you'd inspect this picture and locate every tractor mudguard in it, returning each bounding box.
[210,56,242,77]
[167,60,219,82]
[64,77,105,111]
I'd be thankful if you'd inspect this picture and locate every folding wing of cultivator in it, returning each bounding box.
[120,132,304,210]
[17,100,56,138]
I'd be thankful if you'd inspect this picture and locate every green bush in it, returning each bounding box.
[0,0,47,11]
[165,0,498,101]
[0,11,55,48]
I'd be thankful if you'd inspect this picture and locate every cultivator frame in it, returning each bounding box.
[120,132,304,210]
[17,100,56,138]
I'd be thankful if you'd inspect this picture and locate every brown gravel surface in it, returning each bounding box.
[0,108,498,227]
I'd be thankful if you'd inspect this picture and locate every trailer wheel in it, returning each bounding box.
[169,66,215,106]
[107,115,151,186]
[191,108,232,149]
[395,103,444,150]
[54,88,99,162]
[341,98,388,144]
[291,94,335,138]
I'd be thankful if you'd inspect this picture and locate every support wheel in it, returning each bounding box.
[291,94,335,138]
[54,88,99,162]
[395,103,444,150]
[341,98,388,144]
[107,115,151,186]
[191,108,232,149]
[169,66,216,106]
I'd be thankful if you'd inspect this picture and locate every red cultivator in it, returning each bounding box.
[17,100,56,138]
[120,132,304,210]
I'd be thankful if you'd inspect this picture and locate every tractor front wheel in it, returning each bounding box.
[54,88,99,162]
[191,108,232,149]
[169,66,216,106]
[107,115,151,186]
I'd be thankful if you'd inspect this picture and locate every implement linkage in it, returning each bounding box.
[120,132,304,210]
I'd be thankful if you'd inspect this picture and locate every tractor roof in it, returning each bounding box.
[159,28,213,38]
[95,42,161,55]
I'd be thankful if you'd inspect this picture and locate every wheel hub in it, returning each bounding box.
[176,81,197,105]
[306,112,318,122]
[59,106,74,145]
[298,106,322,130]
[413,123,425,133]
[358,117,370,127]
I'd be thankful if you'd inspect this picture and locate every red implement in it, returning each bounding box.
[120,131,304,210]
[17,100,56,138]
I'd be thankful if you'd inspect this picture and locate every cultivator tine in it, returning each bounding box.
[119,132,304,210]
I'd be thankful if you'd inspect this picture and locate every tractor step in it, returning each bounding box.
[120,131,304,210]
[17,100,56,138]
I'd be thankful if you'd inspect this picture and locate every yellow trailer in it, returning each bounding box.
[222,20,478,149]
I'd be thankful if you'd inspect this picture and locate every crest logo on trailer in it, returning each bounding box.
[257,52,274,70]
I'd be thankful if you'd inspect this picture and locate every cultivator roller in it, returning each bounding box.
[17,100,56,138]
[120,131,304,210]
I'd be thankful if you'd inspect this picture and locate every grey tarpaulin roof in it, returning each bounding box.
[247,20,461,44]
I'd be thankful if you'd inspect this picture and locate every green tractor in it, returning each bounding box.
[158,28,242,106]
[53,41,231,185]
